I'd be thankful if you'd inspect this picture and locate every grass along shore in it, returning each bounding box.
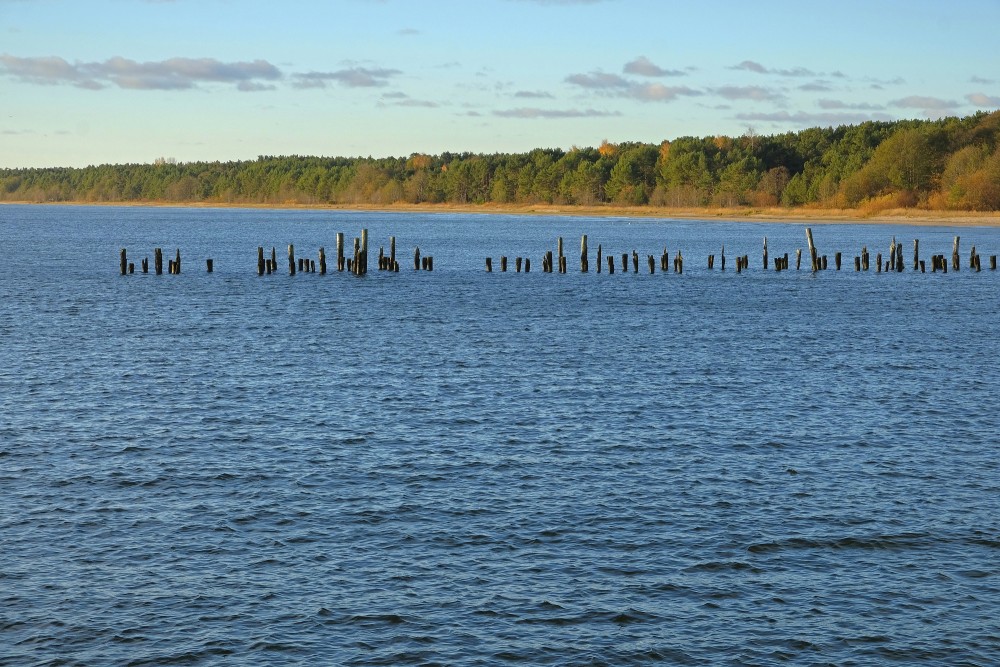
[4,200,1000,227]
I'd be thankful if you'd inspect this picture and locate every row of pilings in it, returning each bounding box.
[119,228,997,276]
[485,230,997,275]
[118,229,435,276]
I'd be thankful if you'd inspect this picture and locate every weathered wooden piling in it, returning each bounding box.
[559,255,567,273]
[298,258,305,273]
[913,239,919,271]
[142,258,149,274]
[546,250,554,273]
[796,248,802,270]
[168,259,174,274]
[876,253,882,273]
[414,246,420,270]
[557,237,564,266]
[835,252,842,270]
[516,257,522,273]
[920,260,925,273]
[607,255,615,274]
[360,229,369,275]
[486,257,493,272]
[319,247,327,275]
[970,245,977,270]
[120,249,127,276]
[581,235,588,272]
[352,238,360,275]
[621,253,628,273]
[378,246,385,271]
[708,254,715,269]
[648,255,655,274]
[992,255,998,270]
[952,236,960,271]
[524,258,530,273]
[288,244,296,276]
[720,246,726,271]
[822,255,828,270]
[763,236,769,270]
[736,256,742,273]
[674,250,684,274]
[128,262,134,274]
[257,247,265,276]
[596,244,602,274]
[889,237,897,271]
[266,259,273,274]
[336,233,345,271]
[271,247,277,273]
[501,256,507,272]
[854,256,861,271]
[805,227,818,272]
[632,250,639,273]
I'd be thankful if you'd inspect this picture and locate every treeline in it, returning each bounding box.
[3,111,1000,211]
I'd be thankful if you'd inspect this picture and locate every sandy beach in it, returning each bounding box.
[4,200,1000,227]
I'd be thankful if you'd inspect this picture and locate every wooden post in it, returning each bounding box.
[288,244,296,275]
[557,237,564,265]
[763,236,769,270]
[258,247,265,276]
[991,255,997,271]
[621,253,628,273]
[596,244,602,274]
[708,254,715,269]
[835,252,842,271]
[736,256,742,273]
[500,256,507,272]
[559,256,567,273]
[516,257,522,273]
[913,239,919,271]
[414,246,421,271]
[896,243,903,272]
[969,245,977,270]
[546,250,554,273]
[952,236,960,271]
[361,229,369,275]
[120,248,127,276]
[675,250,683,274]
[920,260,925,273]
[524,258,530,273]
[796,248,802,270]
[720,245,726,271]
[822,255,828,270]
[648,255,655,274]
[632,250,638,273]
[154,248,163,275]
[805,227,817,272]
[661,247,669,271]
[378,245,385,271]
[206,259,213,273]
[174,249,181,274]
[889,237,897,271]
[854,256,861,271]
[486,258,493,272]
[783,253,788,271]
[352,238,360,275]
[271,247,277,274]
[390,236,396,268]
[876,253,882,273]
[298,258,305,273]
[319,247,327,275]
[607,255,614,274]
[142,257,148,273]
[336,233,345,271]
[128,263,134,274]
[581,235,588,272]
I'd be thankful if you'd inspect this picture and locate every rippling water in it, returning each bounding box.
[2,205,999,665]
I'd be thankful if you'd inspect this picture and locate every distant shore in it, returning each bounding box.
[4,200,999,227]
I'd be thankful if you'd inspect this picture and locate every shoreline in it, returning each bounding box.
[4,200,1000,227]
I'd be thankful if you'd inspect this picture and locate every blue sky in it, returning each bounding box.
[2,0,999,168]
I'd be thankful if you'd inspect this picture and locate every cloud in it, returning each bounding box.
[967,92,1000,107]
[566,69,702,102]
[397,28,421,36]
[514,90,554,98]
[713,85,784,102]
[817,99,884,111]
[494,107,621,118]
[507,0,610,4]
[623,56,685,77]
[890,95,960,115]
[0,53,281,90]
[730,60,816,77]
[565,71,631,89]
[970,76,995,85]
[735,110,893,125]
[292,66,400,89]
[799,81,833,92]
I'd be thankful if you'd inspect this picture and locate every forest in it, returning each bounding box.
[2,111,999,212]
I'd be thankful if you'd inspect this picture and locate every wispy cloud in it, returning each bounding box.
[730,60,817,77]
[818,99,884,111]
[890,95,960,114]
[713,85,784,102]
[736,110,893,125]
[0,53,281,90]
[623,56,685,77]
[967,92,1000,107]
[566,69,701,102]
[970,76,995,85]
[514,90,554,99]
[292,66,400,89]
[494,107,620,118]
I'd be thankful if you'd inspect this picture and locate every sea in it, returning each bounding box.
[2,204,998,666]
